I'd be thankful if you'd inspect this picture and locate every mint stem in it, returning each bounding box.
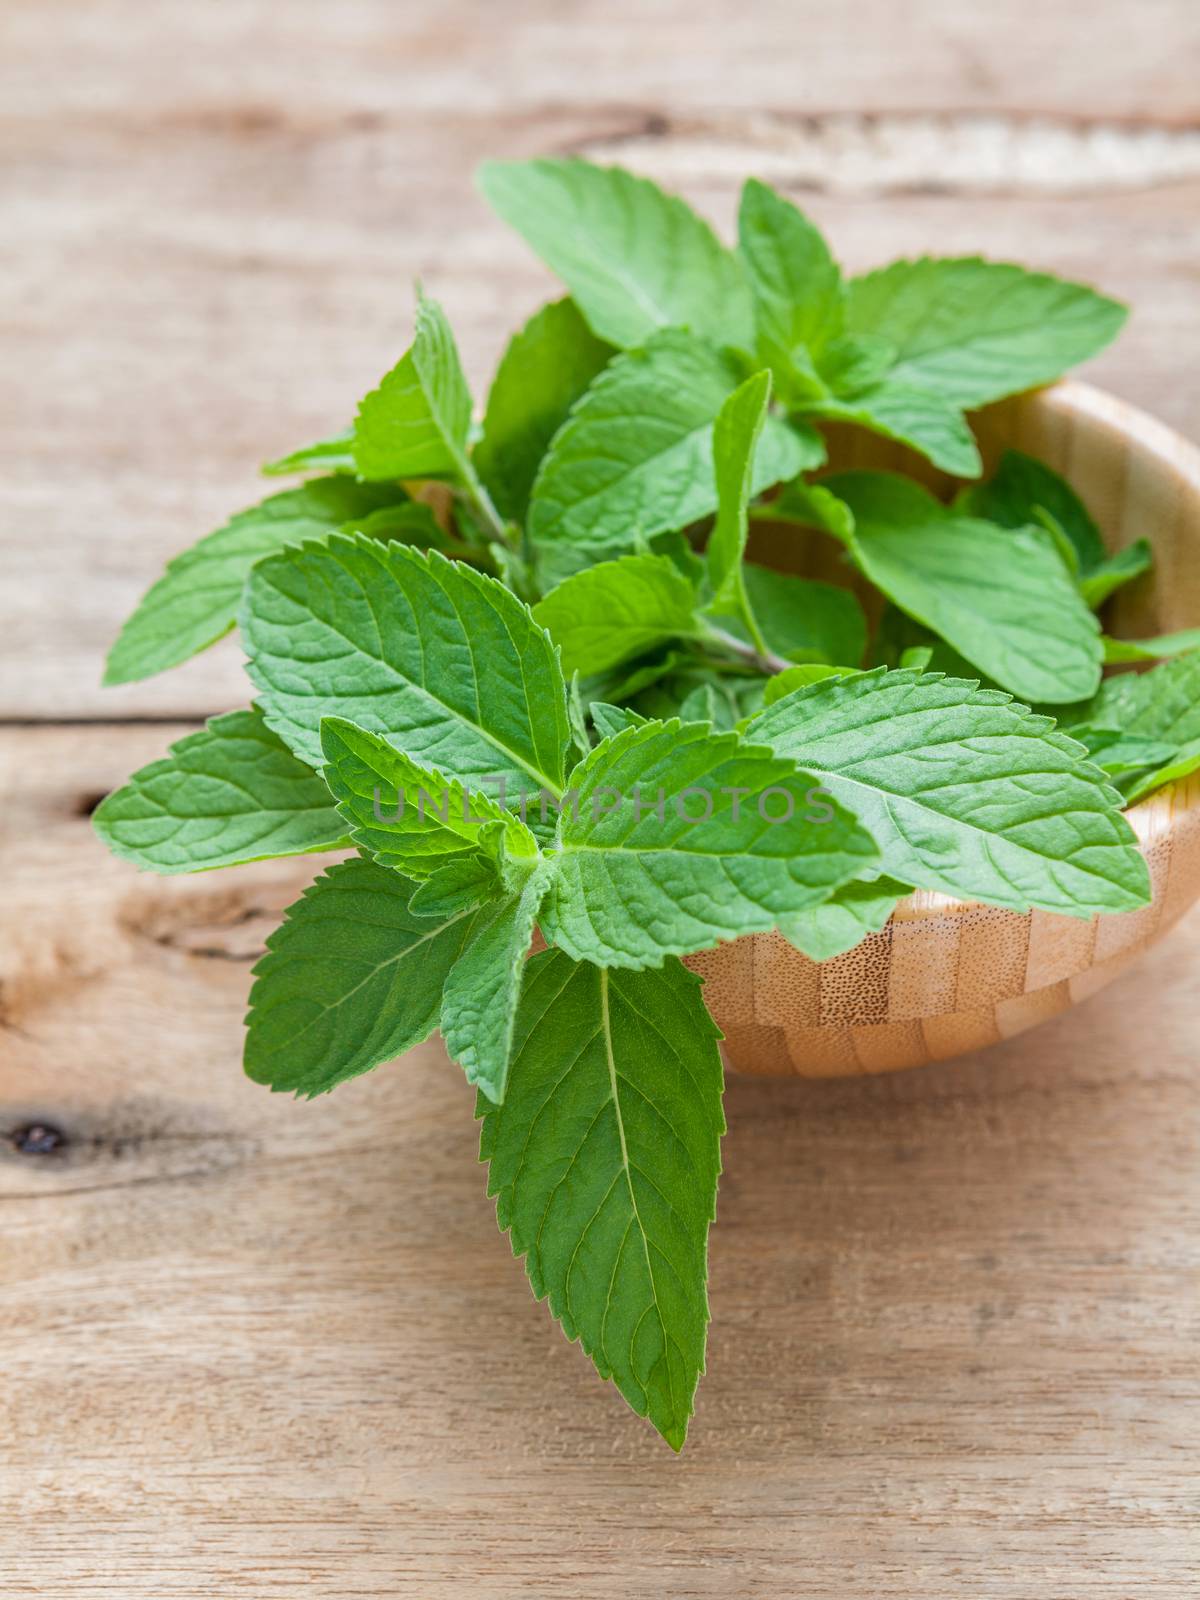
[702,623,790,676]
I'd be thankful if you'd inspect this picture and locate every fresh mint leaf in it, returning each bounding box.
[441,866,550,1103]
[763,663,860,705]
[634,667,767,731]
[478,157,753,351]
[746,668,1150,916]
[827,471,1102,703]
[104,478,401,685]
[706,370,774,644]
[817,333,896,394]
[262,428,357,477]
[738,564,867,668]
[539,718,878,968]
[1068,724,1177,779]
[244,858,478,1097]
[846,257,1127,408]
[779,874,911,962]
[898,645,934,671]
[1080,541,1153,608]
[92,709,346,873]
[675,683,725,726]
[353,293,475,484]
[1102,628,1200,664]
[242,536,570,796]
[961,448,1107,569]
[476,298,614,523]
[588,702,649,740]
[737,179,843,378]
[479,950,724,1450]
[595,648,697,705]
[408,856,500,919]
[1082,650,1200,804]
[319,717,538,878]
[528,331,821,584]
[765,477,857,543]
[566,671,593,764]
[648,527,707,586]
[870,603,991,686]
[805,381,982,477]
[533,554,700,676]
[338,501,448,547]
[960,448,1152,608]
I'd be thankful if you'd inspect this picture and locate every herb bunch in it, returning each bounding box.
[95,159,1200,1449]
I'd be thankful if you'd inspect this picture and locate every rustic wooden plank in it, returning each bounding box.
[3,1,1199,717]
[2,725,1200,1595]
[5,1,1200,1591]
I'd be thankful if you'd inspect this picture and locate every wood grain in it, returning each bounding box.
[3,2,1200,1595]
[3,2,1200,719]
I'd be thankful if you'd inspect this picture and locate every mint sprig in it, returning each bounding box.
[96,157,1185,1452]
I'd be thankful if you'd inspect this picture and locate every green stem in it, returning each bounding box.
[701,622,791,677]
[461,465,517,551]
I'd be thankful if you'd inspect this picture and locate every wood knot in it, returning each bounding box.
[8,1121,69,1157]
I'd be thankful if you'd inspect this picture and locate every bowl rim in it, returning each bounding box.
[887,378,1200,925]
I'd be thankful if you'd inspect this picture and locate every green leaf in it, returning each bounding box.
[675,683,724,725]
[633,667,767,731]
[1068,724,1176,779]
[595,647,697,705]
[706,370,773,642]
[241,536,570,796]
[763,663,860,705]
[779,874,911,962]
[961,448,1107,569]
[262,428,357,477]
[244,858,479,1098]
[478,157,753,351]
[338,501,448,547]
[738,564,868,668]
[1102,628,1200,664]
[479,950,724,1450]
[475,298,614,523]
[566,671,593,764]
[827,471,1102,703]
[1079,541,1153,608]
[441,867,549,1103]
[589,702,648,740]
[765,478,857,544]
[746,668,1150,917]
[960,448,1152,608]
[1125,745,1200,804]
[737,179,844,371]
[1083,651,1200,804]
[817,333,896,394]
[533,555,700,676]
[805,381,982,477]
[319,717,538,878]
[846,256,1127,408]
[92,709,346,874]
[528,331,821,584]
[540,719,878,968]
[898,646,934,671]
[870,603,992,686]
[353,293,474,483]
[103,478,401,685]
[408,856,500,919]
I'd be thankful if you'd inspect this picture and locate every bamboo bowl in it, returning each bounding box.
[685,380,1200,1078]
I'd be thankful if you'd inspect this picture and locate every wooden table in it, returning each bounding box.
[3,4,1198,1593]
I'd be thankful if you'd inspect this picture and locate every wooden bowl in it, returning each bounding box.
[685,380,1200,1078]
